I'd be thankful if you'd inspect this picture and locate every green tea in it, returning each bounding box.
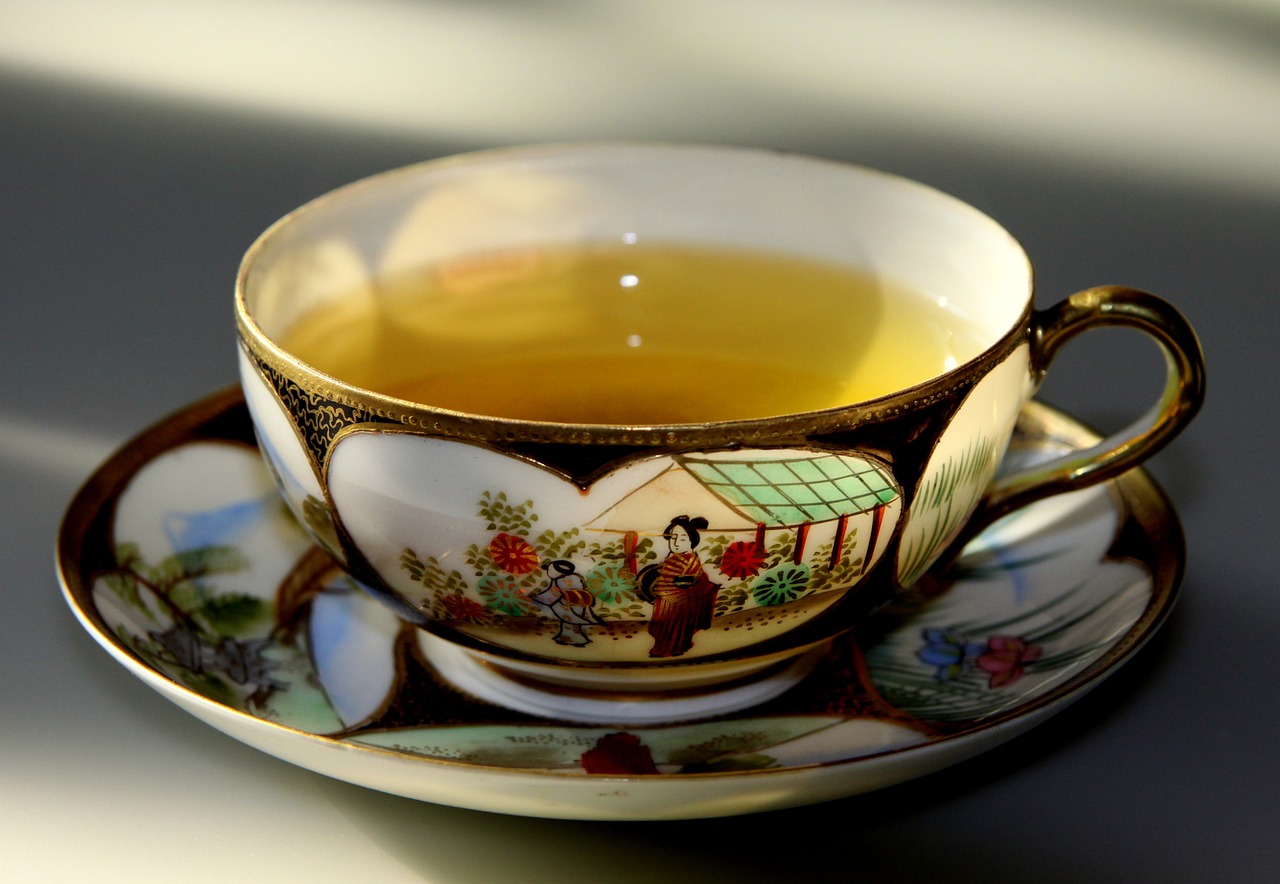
[279,243,985,424]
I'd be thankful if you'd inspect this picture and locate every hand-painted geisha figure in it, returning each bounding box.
[529,559,605,647]
[644,515,718,658]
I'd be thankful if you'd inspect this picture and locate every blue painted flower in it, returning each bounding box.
[918,627,984,682]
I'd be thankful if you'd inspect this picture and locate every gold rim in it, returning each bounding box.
[236,311,1033,447]
[56,387,1183,781]
[234,141,1037,446]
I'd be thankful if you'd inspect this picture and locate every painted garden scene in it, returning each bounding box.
[72,398,1163,778]
[395,448,904,660]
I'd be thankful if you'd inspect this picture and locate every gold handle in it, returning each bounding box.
[977,286,1205,525]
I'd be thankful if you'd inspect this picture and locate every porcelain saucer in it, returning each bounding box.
[58,388,1182,821]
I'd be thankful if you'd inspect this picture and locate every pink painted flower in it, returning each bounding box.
[719,541,767,579]
[488,533,540,575]
[976,635,1043,688]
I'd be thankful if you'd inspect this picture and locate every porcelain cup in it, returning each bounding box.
[235,143,1203,720]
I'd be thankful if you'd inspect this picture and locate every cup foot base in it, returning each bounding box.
[417,634,828,725]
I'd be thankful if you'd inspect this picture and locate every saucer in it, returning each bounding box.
[58,388,1183,820]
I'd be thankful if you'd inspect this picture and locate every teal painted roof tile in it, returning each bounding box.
[678,452,898,527]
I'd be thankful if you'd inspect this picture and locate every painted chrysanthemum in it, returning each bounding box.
[719,541,767,579]
[441,594,490,623]
[584,563,636,604]
[488,533,541,575]
[752,563,811,606]
[476,573,532,616]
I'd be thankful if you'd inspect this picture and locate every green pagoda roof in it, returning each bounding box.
[676,452,899,528]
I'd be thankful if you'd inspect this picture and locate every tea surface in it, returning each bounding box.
[279,244,985,423]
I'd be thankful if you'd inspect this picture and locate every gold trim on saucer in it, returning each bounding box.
[55,387,1184,810]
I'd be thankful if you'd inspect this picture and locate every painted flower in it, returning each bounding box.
[580,732,659,775]
[441,594,490,623]
[976,635,1043,688]
[752,563,811,606]
[918,627,984,682]
[488,533,541,575]
[584,563,636,604]
[719,541,767,579]
[476,573,533,616]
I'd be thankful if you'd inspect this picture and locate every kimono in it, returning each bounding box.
[530,572,603,647]
[647,550,718,658]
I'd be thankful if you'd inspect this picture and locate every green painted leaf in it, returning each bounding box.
[199,593,268,633]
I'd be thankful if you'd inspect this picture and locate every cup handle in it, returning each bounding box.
[971,285,1206,528]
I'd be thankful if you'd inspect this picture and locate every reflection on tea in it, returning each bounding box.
[279,243,985,424]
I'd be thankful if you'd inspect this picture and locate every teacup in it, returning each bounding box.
[235,143,1203,722]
